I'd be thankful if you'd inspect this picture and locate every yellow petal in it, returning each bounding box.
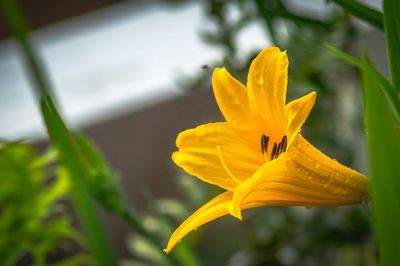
[164,191,233,254]
[247,47,288,139]
[172,122,261,190]
[227,157,289,220]
[228,135,368,220]
[285,135,368,201]
[212,67,252,127]
[285,91,316,145]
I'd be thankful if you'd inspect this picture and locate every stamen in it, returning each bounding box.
[216,145,242,184]
[271,143,277,160]
[278,143,281,157]
[260,135,269,154]
[281,135,287,152]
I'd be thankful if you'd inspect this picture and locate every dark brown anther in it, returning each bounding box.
[261,135,269,154]
[270,143,277,160]
[276,142,282,157]
[281,135,287,152]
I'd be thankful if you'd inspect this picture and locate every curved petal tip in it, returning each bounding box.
[226,201,243,220]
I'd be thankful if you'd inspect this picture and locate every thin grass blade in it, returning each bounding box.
[326,45,400,123]
[331,0,383,29]
[383,0,400,90]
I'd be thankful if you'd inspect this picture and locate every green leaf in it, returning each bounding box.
[41,96,117,266]
[331,0,383,30]
[326,45,400,123]
[74,133,127,214]
[383,0,400,90]
[0,142,82,266]
[361,54,400,266]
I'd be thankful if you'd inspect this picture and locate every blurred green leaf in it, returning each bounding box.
[361,54,400,266]
[383,0,400,90]
[49,254,93,266]
[0,0,53,99]
[0,142,82,266]
[331,0,383,30]
[41,96,116,266]
[1,0,117,263]
[74,133,127,215]
[326,45,400,123]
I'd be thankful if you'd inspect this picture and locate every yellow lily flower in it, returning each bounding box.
[165,47,368,254]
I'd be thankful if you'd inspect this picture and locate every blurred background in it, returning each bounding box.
[0,0,385,265]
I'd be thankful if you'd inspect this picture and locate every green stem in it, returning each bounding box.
[0,0,51,98]
[383,0,400,91]
[41,97,117,266]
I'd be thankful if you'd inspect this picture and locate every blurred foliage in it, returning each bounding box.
[0,141,90,266]
[127,174,206,265]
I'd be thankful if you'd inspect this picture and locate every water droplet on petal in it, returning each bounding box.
[178,240,182,243]
[255,71,263,84]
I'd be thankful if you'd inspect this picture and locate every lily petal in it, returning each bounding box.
[228,135,368,220]
[247,47,288,139]
[165,182,341,254]
[164,191,233,254]
[285,91,317,145]
[227,158,289,220]
[286,135,368,200]
[212,67,252,127]
[172,122,261,190]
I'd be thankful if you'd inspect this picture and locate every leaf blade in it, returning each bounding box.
[361,54,400,266]
[383,0,400,90]
[331,0,383,29]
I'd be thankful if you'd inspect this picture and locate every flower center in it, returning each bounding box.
[261,134,287,160]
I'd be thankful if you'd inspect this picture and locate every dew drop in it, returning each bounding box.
[178,240,182,243]
[255,71,263,84]
[163,249,167,253]
[194,227,198,231]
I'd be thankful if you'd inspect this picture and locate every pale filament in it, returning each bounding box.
[216,145,242,184]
